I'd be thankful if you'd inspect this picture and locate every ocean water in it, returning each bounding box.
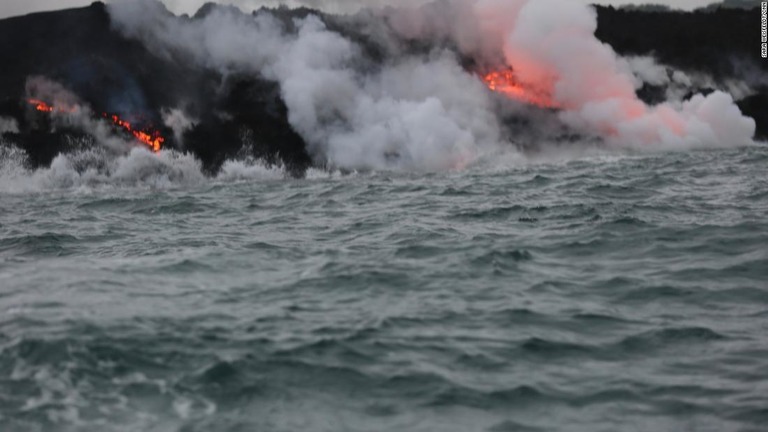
[0,145,767,432]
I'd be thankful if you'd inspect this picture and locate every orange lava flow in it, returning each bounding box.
[27,99,163,152]
[106,114,164,153]
[482,70,558,109]
[29,99,54,112]
[28,99,77,113]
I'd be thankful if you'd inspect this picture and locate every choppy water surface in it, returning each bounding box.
[1,146,767,432]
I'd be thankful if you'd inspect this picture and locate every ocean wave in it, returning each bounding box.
[4,138,757,195]
[0,145,348,195]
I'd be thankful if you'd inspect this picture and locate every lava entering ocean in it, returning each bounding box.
[482,69,558,109]
[28,99,164,152]
[105,114,164,152]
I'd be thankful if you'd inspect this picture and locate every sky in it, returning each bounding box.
[0,0,720,19]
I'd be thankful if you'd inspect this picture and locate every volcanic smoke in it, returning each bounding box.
[480,0,754,147]
[104,0,756,170]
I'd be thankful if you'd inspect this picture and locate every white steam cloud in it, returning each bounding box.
[108,0,756,171]
[492,0,754,148]
[162,108,196,145]
[110,0,503,171]
[385,0,755,148]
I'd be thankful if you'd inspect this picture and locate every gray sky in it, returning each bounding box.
[0,0,719,19]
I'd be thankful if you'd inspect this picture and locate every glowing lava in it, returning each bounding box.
[28,99,164,152]
[28,99,77,113]
[482,69,558,109]
[105,114,164,152]
[29,99,54,112]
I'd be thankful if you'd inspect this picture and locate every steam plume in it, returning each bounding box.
[494,0,754,147]
[385,0,755,148]
[110,0,503,170]
[108,0,756,171]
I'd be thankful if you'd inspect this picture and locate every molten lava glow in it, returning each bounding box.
[28,99,76,113]
[482,70,558,109]
[29,99,53,112]
[27,99,164,152]
[107,114,164,152]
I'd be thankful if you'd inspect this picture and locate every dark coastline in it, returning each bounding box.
[0,2,764,173]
